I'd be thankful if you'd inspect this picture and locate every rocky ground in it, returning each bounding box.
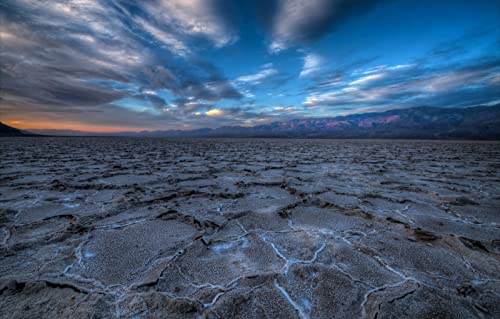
[0,137,499,319]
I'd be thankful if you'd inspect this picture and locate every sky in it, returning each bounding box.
[1,0,499,132]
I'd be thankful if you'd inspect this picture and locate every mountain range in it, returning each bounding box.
[4,104,500,139]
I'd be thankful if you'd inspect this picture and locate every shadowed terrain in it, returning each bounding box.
[0,138,499,318]
[0,123,30,137]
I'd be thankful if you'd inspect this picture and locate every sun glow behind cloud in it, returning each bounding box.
[205,109,225,117]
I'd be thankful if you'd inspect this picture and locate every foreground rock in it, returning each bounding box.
[0,137,499,318]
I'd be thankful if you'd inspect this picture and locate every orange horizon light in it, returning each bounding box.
[3,120,153,133]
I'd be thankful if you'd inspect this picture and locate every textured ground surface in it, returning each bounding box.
[0,137,499,319]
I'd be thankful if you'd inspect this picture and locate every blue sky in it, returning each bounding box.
[1,0,499,131]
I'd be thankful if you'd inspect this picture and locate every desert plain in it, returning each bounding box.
[0,137,499,318]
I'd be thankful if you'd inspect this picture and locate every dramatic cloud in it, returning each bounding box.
[134,17,191,56]
[142,0,238,48]
[1,0,498,131]
[0,0,243,129]
[260,0,382,52]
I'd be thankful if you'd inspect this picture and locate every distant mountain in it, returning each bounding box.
[206,104,499,139]
[0,122,35,137]
[26,104,500,139]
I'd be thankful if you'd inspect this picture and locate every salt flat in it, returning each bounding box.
[0,138,499,318]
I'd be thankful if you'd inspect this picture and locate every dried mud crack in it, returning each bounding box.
[1,138,499,318]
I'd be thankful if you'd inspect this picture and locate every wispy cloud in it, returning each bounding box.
[304,58,500,111]
[134,17,191,56]
[349,73,385,86]
[144,0,238,48]
[300,53,322,77]
[236,68,278,84]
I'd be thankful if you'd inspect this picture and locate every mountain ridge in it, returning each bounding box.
[13,104,500,139]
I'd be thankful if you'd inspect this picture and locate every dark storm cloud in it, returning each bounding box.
[254,0,383,52]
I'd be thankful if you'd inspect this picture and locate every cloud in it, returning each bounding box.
[421,68,496,93]
[303,57,500,111]
[272,106,301,113]
[300,53,322,77]
[2,1,498,131]
[236,67,278,84]
[134,17,191,56]
[140,0,238,48]
[258,0,381,52]
[185,81,243,102]
[349,73,385,86]
[0,0,243,129]
[182,101,212,113]
[138,94,167,110]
